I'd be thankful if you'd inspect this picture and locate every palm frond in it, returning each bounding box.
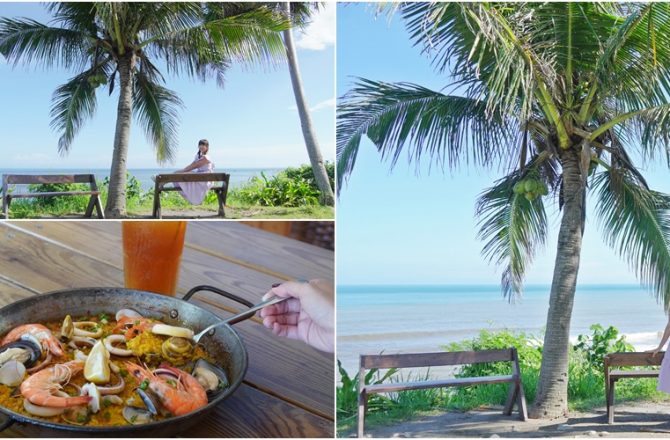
[594,169,670,310]
[0,17,90,70]
[476,169,548,300]
[132,73,183,164]
[336,78,516,192]
[49,72,99,154]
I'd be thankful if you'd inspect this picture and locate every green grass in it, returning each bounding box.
[2,166,335,219]
[336,324,670,436]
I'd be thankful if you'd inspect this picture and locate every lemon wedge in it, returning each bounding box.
[84,340,110,384]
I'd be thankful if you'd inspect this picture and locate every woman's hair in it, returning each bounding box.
[198,139,209,157]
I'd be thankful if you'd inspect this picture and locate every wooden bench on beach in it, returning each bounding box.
[152,172,230,219]
[357,348,527,437]
[604,352,664,424]
[1,174,103,219]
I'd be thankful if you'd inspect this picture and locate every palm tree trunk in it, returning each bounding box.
[282,3,334,206]
[105,53,135,218]
[530,149,585,419]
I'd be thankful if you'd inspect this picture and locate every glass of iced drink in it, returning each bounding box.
[122,221,187,296]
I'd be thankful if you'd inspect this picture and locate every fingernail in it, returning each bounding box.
[271,283,281,288]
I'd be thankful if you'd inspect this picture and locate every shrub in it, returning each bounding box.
[26,182,90,213]
[232,171,320,207]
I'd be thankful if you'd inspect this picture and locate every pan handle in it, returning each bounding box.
[0,414,15,433]
[183,285,256,323]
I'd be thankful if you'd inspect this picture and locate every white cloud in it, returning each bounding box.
[295,3,336,51]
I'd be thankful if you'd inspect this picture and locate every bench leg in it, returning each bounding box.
[153,191,162,219]
[357,391,367,438]
[607,380,615,424]
[2,196,8,220]
[516,382,528,421]
[216,189,225,217]
[84,195,95,218]
[503,381,517,416]
[94,195,104,219]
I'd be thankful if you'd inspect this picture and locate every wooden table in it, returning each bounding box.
[0,221,334,437]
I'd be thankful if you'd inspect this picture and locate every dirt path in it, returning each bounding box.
[349,402,670,438]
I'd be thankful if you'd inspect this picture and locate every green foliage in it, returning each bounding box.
[26,182,90,210]
[231,167,325,207]
[101,173,143,200]
[337,325,667,434]
[337,359,399,423]
[574,324,634,370]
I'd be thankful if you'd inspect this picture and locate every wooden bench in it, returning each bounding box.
[604,352,663,424]
[357,348,527,437]
[152,172,230,219]
[2,174,103,219]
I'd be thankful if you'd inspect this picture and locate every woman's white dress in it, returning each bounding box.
[175,153,214,205]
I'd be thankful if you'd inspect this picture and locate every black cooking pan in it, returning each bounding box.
[0,285,258,437]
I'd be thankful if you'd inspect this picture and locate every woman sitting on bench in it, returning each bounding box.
[174,138,214,204]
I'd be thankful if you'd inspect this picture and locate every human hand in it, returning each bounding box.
[259,279,334,353]
[645,347,662,357]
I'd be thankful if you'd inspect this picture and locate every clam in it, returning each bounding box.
[116,309,143,321]
[60,315,74,341]
[123,406,153,425]
[0,339,42,368]
[193,359,229,396]
[0,360,25,386]
[161,337,194,363]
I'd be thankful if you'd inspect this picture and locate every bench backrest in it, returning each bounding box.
[3,174,96,185]
[155,173,230,184]
[360,348,516,369]
[604,352,664,367]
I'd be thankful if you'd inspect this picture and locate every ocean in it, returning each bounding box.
[0,168,282,192]
[337,284,668,375]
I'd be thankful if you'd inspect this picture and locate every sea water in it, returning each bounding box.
[337,284,667,375]
[0,168,282,192]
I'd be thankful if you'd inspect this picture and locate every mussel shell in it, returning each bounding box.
[0,340,41,368]
[193,358,229,397]
[122,406,153,425]
[135,388,159,416]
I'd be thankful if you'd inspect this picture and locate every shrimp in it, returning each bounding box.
[124,362,207,416]
[2,324,64,357]
[113,317,156,341]
[20,360,91,408]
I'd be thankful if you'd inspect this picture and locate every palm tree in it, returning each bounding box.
[338,2,670,419]
[280,2,334,206]
[0,2,289,217]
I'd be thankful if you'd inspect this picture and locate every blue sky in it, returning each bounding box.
[336,3,670,286]
[0,3,335,169]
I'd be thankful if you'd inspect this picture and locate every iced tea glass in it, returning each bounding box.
[122,221,187,296]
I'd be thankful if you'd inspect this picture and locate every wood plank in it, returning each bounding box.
[361,349,515,369]
[605,352,664,366]
[364,375,516,394]
[4,174,94,185]
[0,223,334,418]
[9,191,98,198]
[0,384,332,438]
[187,222,334,280]
[610,370,659,379]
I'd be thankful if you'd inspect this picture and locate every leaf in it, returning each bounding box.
[594,170,670,310]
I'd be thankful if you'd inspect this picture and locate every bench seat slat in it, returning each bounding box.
[364,375,516,394]
[609,370,659,379]
[9,191,99,198]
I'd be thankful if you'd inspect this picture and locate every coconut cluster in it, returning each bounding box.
[87,74,108,88]
[513,177,549,201]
